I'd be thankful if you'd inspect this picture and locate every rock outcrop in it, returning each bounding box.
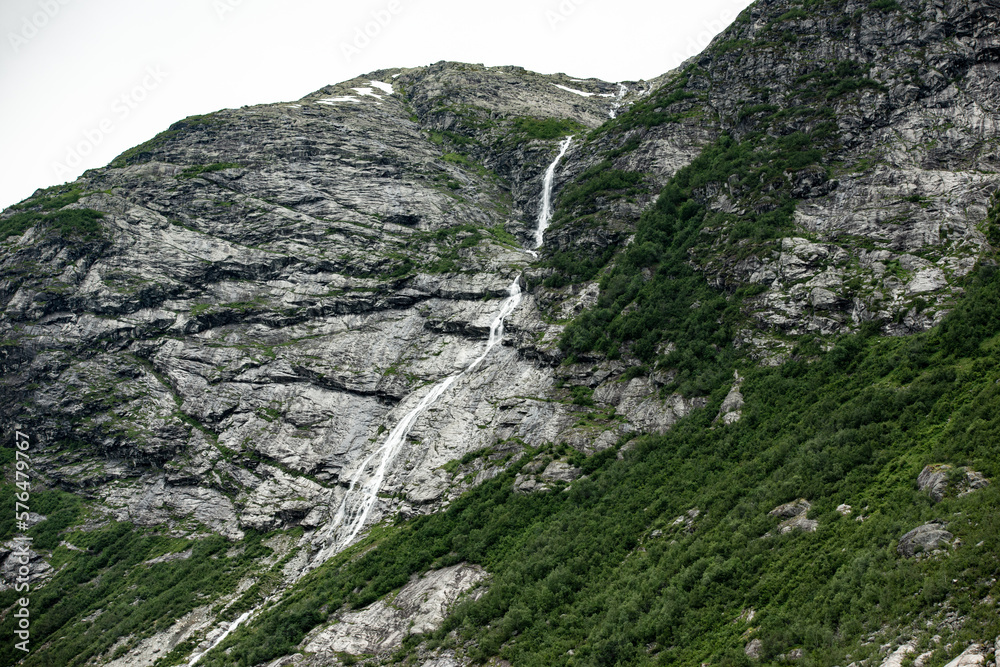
[768,499,819,534]
[918,464,990,501]
[745,638,763,659]
[302,564,486,660]
[898,521,954,557]
[716,371,745,425]
[513,458,583,493]
[943,643,988,667]
[1,0,999,664]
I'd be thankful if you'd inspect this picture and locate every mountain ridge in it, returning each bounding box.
[1,0,1000,664]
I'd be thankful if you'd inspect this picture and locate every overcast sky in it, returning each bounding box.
[0,0,753,210]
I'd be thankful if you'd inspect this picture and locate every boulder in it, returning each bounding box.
[765,499,818,535]
[769,499,811,519]
[943,644,986,667]
[917,464,990,501]
[513,459,583,493]
[715,371,745,425]
[897,521,953,557]
[917,464,952,501]
[880,643,916,667]
[778,514,819,534]
[745,639,763,659]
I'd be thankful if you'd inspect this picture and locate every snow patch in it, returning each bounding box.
[552,83,595,97]
[369,80,394,94]
[318,96,362,104]
[351,87,383,99]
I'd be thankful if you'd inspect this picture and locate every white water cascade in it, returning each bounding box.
[313,278,524,560]
[315,134,572,556]
[191,283,525,662]
[186,127,572,667]
[533,135,573,248]
[609,83,629,119]
[187,610,254,665]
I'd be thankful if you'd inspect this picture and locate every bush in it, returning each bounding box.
[511,117,585,141]
[177,162,241,179]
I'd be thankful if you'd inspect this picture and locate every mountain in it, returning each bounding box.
[1,0,999,665]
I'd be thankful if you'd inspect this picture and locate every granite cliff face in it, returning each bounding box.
[1,0,999,665]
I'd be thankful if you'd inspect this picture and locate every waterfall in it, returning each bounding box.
[187,115,572,667]
[188,610,255,665]
[313,279,524,559]
[534,135,573,249]
[609,83,629,119]
[317,132,572,555]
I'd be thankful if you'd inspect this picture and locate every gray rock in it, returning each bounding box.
[766,500,818,535]
[778,514,820,535]
[918,464,953,501]
[303,563,486,657]
[672,508,701,533]
[716,371,745,425]
[0,540,53,592]
[745,638,763,659]
[943,644,986,667]
[513,458,582,493]
[918,464,990,501]
[898,521,954,557]
[881,643,916,667]
[770,499,811,519]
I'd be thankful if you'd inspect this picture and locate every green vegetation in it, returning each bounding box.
[795,60,886,100]
[869,0,902,11]
[415,223,517,274]
[1,185,104,241]
[557,161,645,214]
[9,186,85,212]
[558,124,834,394]
[985,192,1000,245]
[511,117,586,141]
[177,162,242,179]
[1,187,101,240]
[429,129,478,147]
[192,266,1000,667]
[0,520,285,667]
[594,75,697,136]
[542,246,616,289]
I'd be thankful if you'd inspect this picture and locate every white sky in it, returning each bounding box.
[0,0,753,211]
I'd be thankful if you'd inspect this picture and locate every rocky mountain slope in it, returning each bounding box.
[1,0,999,665]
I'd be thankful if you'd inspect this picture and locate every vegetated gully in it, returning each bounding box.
[187,137,574,664]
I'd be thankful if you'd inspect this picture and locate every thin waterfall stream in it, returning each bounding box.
[319,134,573,556]
[188,137,571,663]
[534,135,573,248]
